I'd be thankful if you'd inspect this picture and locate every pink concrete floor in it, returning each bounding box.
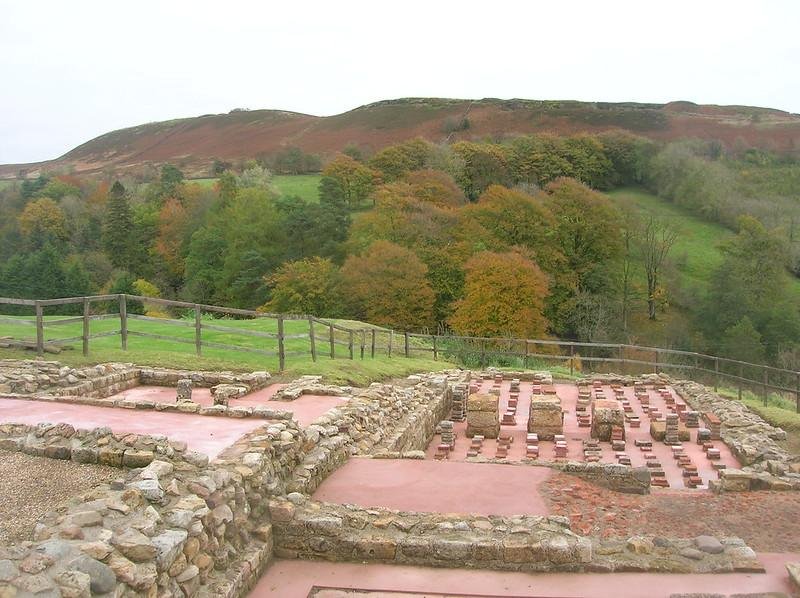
[426,380,740,490]
[250,553,800,598]
[0,397,264,459]
[311,458,551,516]
[106,383,286,408]
[105,386,347,427]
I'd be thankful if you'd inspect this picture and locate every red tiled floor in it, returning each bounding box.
[250,553,799,598]
[106,383,286,408]
[0,397,264,459]
[104,386,346,427]
[312,458,552,516]
[427,380,739,490]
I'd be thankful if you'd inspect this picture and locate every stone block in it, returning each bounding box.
[528,396,563,439]
[467,393,498,412]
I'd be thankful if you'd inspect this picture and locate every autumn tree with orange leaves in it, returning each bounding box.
[341,240,435,329]
[450,250,550,338]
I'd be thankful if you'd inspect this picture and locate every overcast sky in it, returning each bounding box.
[1,0,798,164]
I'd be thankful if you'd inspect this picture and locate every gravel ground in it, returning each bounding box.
[0,449,120,545]
[543,472,800,552]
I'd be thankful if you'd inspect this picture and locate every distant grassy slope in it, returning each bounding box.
[190,175,320,203]
[608,187,800,300]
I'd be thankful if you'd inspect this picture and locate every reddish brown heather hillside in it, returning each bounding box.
[3,97,800,178]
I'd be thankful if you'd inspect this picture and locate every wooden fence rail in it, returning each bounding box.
[0,294,798,411]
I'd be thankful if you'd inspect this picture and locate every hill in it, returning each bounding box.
[3,97,800,179]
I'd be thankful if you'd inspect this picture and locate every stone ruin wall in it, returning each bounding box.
[0,367,466,597]
[268,496,762,575]
[0,361,798,597]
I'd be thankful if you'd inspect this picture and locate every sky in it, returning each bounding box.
[1,0,798,164]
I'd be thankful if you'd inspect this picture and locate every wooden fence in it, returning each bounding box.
[0,294,798,412]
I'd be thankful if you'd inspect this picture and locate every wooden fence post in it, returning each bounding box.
[388,331,393,357]
[523,340,529,369]
[348,330,354,360]
[618,344,624,375]
[195,306,202,356]
[119,294,128,350]
[370,329,376,358]
[714,357,719,391]
[329,323,335,359]
[654,349,660,375]
[432,335,438,361]
[796,372,799,414]
[360,330,365,359]
[569,344,575,376]
[82,297,90,357]
[404,332,410,358]
[308,317,317,362]
[34,300,43,357]
[480,339,486,368]
[738,363,743,401]
[277,316,286,372]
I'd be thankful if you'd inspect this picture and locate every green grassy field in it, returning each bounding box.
[0,180,17,190]
[0,314,448,385]
[189,174,321,203]
[608,187,800,300]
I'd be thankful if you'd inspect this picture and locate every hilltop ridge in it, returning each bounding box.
[3,97,800,178]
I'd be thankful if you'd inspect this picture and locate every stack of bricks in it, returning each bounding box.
[434,443,450,460]
[696,427,711,444]
[449,383,468,422]
[583,439,601,462]
[703,412,722,440]
[646,454,668,487]
[467,435,484,457]
[616,452,631,466]
[496,434,513,458]
[684,410,700,428]
[626,413,641,428]
[553,434,568,458]
[440,420,455,448]
[502,387,518,426]
[525,433,539,459]
[664,413,680,445]
[466,393,500,439]
[635,438,652,453]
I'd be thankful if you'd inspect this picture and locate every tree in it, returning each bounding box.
[403,169,466,207]
[103,181,134,269]
[158,164,185,198]
[322,155,379,209]
[108,272,144,314]
[261,257,343,316]
[543,178,622,293]
[720,316,765,363]
[368,139,431,182]
[451,142,511,200]
[638,216,678,320]
[154,197,189,287]
[449,251,550,338]
[18,198,68,248]
[340,241,435,329]
[216,171,238,206]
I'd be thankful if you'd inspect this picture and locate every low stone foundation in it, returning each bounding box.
[269,497,762,574]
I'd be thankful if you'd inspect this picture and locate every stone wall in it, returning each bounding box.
[271,376,351,401]
[0,418,306,598]
[269,497,762,574]
[289,371,464,493]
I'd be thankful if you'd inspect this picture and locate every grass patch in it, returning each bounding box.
[273,174,321,203]
[608,187,800,299]
[188,175,321,203]
[0,315,450,386]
